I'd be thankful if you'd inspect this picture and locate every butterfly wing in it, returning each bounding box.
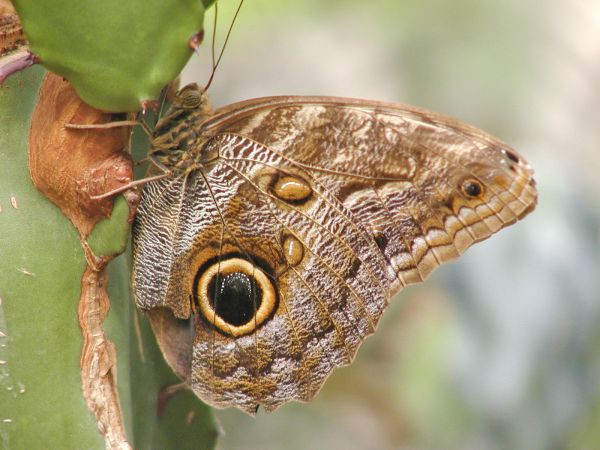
[132,96,537,413]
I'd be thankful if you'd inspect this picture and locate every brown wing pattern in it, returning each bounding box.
[202,98,537,289]
[132,96,537,413]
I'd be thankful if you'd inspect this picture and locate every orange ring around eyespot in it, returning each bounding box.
[195,258,276,337]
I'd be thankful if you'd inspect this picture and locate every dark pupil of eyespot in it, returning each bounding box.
[208,272,262,326]
[464,181,482,197]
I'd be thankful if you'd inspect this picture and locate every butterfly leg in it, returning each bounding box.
[65,119,153,136]
[90,171,172,200]
[156,381,190,417]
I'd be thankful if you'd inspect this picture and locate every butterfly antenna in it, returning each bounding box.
[211,0,218,71]
[154,85,169,125]
[203,0,245,92]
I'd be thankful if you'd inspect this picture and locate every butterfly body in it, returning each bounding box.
[132,84,537,413]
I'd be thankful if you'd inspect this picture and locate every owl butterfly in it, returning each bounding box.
[131,83,537,414]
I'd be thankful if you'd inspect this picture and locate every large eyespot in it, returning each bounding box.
[194,257,277,337]
[461,178,484,198]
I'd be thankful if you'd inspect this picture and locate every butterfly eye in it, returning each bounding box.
[195,257,277,336]
[181,90,202,109]
[461,178,484,198]
[174,84,203,109]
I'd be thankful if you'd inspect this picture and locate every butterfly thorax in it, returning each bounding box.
[148,83,215,172]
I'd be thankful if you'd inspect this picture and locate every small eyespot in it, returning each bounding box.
[271,175,312,204]
[281,234,305,266]
[461,179,484,198]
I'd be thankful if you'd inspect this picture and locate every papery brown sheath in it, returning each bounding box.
[131,84,537,414]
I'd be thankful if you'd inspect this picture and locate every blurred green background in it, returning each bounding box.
[182,1,600,449]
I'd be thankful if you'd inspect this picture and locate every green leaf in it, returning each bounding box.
[12,0,206,112]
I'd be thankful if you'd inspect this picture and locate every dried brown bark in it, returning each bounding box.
[28,73,134,236]
[28,73,138,449]
[79,263,131,450]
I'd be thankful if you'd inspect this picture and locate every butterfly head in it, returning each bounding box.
[171,83,212,113]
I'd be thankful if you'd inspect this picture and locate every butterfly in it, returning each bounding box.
[131,83,537,414]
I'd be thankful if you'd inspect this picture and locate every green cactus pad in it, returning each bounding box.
[87,195,132,257]
[12,0,207,112]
